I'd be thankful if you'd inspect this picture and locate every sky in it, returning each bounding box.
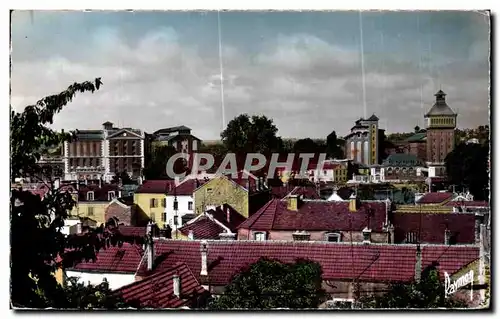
[10,10,490,140]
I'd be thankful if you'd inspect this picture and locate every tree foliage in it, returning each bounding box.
[10,79,132,309]
[445,142,489,201]
[293,138,322,154]
[143,144,187,179]
[209,258,328,309]
[221,114,283,155]
[326,130,343,159]
[358,265,467,309]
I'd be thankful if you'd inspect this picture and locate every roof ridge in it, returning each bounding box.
[238,198,276,229]
[270,199,280,229]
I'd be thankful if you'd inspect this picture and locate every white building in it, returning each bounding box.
[164,179,201,230]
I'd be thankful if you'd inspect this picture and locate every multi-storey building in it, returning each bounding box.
[344,114,381,166]
[150,125,201,154]
[424,90,457,165]
[63,122,145,182]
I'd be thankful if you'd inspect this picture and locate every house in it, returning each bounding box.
[374,154,427,183]
[405,132,427,162]
[309,161,348,184]
[237,195,391,243]
[134,180,176,227]
[193,171,270,218]
[150,125,201,155]
[72,184,120,224]
[105,196,135,226]
[173,204,246,240]
[164,179,208,231]
[63,122,146,182]
[135,239,481,304]
[113,262,209,309]
[62,243,144,290]
[344,115,383,166]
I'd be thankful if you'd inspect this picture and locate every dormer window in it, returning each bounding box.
[86,191,94,201]
[254,232,266,241]
[108,191,116,201]
[325,232,341,242]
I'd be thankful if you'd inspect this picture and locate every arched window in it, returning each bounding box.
[325,232,341,242]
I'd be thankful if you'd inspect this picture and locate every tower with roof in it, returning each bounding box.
[424,90,457,165]
[344,114,380,166]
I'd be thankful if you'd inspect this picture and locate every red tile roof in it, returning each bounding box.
[136,180,176,194]
[77,184,119,202]
[118,226,147,238]
[167,179,207,196]
[238,199,388,232]
[417,192,453,204]
[445,200,489,208]
[137,240,479,285]
[68,243,143,274]
[392,212,476,244]
[179,217,225,240]
[115,262,206,309]
[209,204,247,231]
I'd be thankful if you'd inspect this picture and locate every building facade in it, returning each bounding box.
[63,122,145,182]
[344,114,381,166]
[425,90,457,165]
[150,125,201,154]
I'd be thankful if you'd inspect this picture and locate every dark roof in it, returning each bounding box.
[382,154,425,167]
[209,204,247,231]
[237,198,388,232]
[417,192,453,204]
[68,243,143,273]
[392,212,476,244]
[136,180,176,194]
[115,262,206,309]
[78,184,120,202]
[406,133,427,142]
[118,196,134,206]
[153,126,192,135]
[367,114,379,121]
[167,179,207,196]
[118,226,147,238]
[178,217,225,240]
[75,130,104,140]
[137,240,479,285]
[425,90,456,117]
[271,185,320,200]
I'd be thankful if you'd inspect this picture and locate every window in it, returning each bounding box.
[254,232,266,241]
[174,216,180,226]
[406,232,417,244]
[108,191,116,201]
[150,198,157,208]
[326,233,341,242]
[207,188,213,193]
[161,198,166,208]
[188,201,193,210]
[161,212,167,222]
[87,206,94,216]
[87,191,94,201]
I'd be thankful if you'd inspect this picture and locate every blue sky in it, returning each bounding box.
[11,10,490,140]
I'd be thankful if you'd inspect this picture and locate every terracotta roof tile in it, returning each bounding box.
[115,262,206,308]
[238,199,388,232]
[417,192,453,204]
[179,217,225,239]
[392,212,476,244]
[118,226,147,238]
[167,179,207,196]
[209,204,247,230]
[136,180,176,194]
[77,184,120,202]
[68,243,143,273]
[137,240,479,285]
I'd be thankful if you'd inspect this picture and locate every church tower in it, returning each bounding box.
[424,90,457,165]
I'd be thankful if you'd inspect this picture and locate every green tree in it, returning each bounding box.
[445,142,489,201]
[209,258,327,309]
[62,277,129,309]
[293,138,321,154]
[143,145,184,179]
[221,114,283,155]
[326,130,342,159]
[10,79,133,309]
[198,142,229,172]
[111,171,133,185]
[358,264,467,309]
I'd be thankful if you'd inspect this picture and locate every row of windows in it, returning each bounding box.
[86,191,116,201]
[150,198,193,210]
[253,232,342,242]
[431,117,454,126]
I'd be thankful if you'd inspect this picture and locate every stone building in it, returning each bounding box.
[344,114,383,166]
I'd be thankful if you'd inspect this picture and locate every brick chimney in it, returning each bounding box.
[362,227,371,244]
[146,222,155,271]
[173,273,181,298]
[349,193,357,212]
[287,195,300,211]
[415,245,422,282]
[200,240,208,276]
[226,206,231,223]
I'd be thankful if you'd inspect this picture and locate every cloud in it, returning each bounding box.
[11,15,489,140]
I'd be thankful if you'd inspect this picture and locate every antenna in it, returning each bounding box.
[217,10,226,131]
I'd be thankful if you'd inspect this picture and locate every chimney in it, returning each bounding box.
[137,176,143,185]
[54,178,60,190]
[415,245,422,282]
[287,195,300,211]
[349,193,357,212]
[200,240,208,276]
[76,222,82,234]
[173,273,181,298]
[246,179,250,191]
[475,213,484,243]
[226,206,230,223]
[146,222,155,271]
[387,224,395,244]
[188,230,194,240]
[444,229,451,245]
[98,178,102,188]
[362,227,371,244]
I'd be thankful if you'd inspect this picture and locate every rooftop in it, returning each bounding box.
[136,180,176,194]
[416,192,454,205]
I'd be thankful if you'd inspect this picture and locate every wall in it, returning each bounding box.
[237,229,389,243]
[65,271,136,290]
[71,202,109,224]
[134,193,167,227]
[194,177,249,217]
[165,195,195,230]
[105,201,134,225]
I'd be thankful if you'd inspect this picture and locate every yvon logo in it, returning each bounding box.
[444,270,474,301]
